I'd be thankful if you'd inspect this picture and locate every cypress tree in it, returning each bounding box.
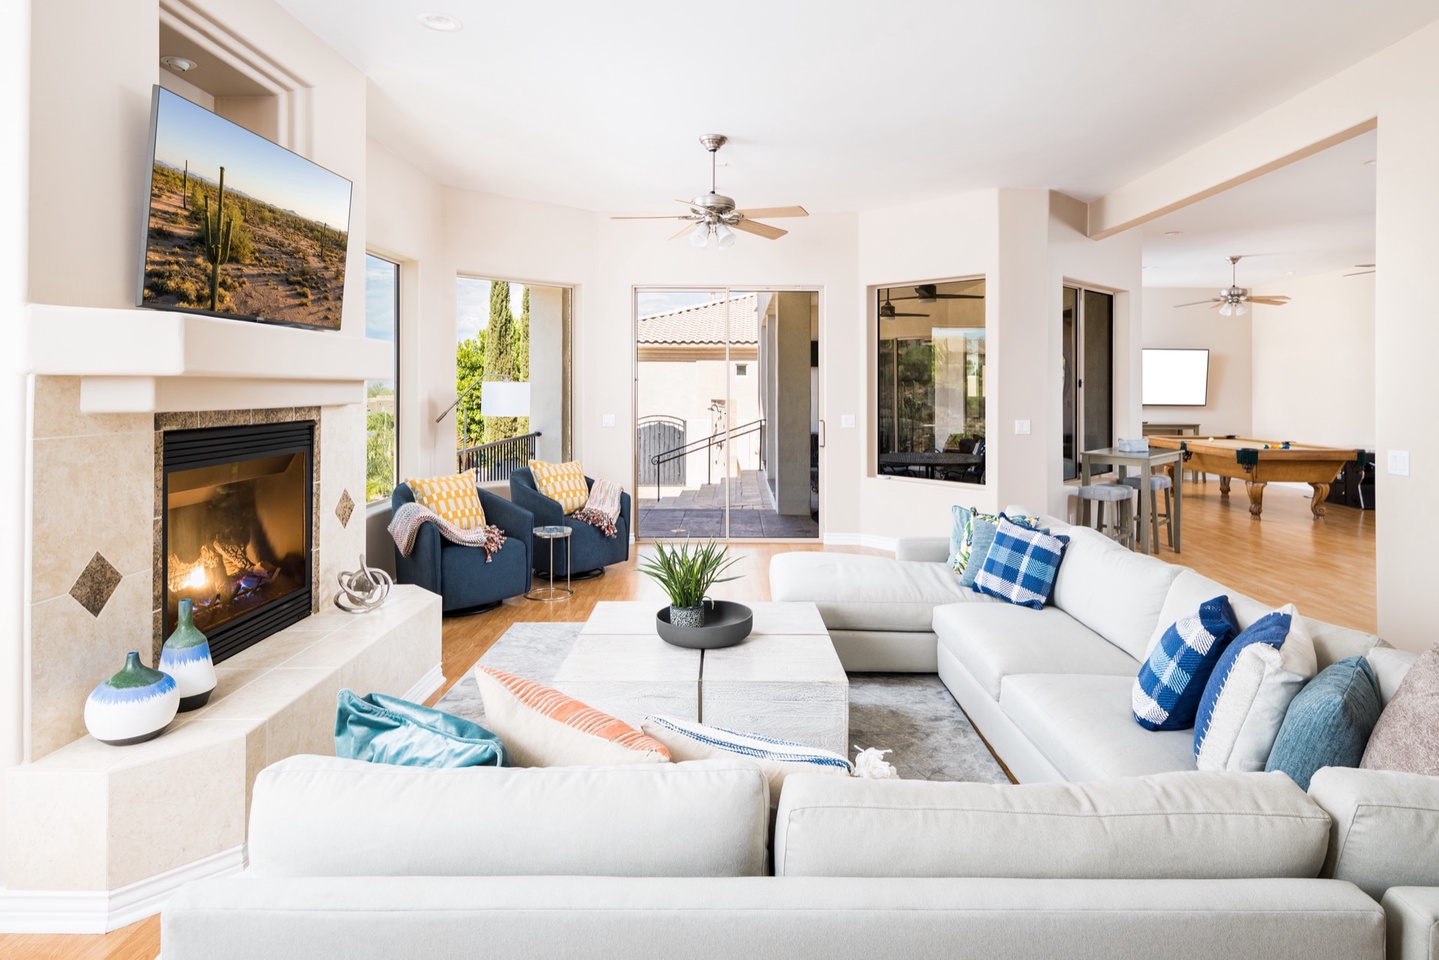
[484,280,518,442]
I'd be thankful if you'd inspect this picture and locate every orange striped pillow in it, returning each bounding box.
[473,666,671,767]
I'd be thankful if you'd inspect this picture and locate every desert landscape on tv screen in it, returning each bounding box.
[142,89,351,329]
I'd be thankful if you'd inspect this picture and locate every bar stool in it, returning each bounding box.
[1077,483,1137,548]
[1122,474,1174,551]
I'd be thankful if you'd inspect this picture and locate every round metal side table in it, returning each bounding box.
[526,525,573,601]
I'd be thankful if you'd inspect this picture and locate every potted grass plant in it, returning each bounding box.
[639,539,742,627]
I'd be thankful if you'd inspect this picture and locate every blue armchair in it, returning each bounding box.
[391,482,533,615]
[509,468,630,579]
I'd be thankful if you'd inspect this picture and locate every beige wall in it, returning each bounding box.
[1140,287,1254,436]
[1251,271,1375,448]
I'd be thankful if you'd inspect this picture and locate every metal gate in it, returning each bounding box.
[637,415,686,486]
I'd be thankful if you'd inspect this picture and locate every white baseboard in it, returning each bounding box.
[0,844,246,934]
[823,531,898,553]
[403,662,445,703]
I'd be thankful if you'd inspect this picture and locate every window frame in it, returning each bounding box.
[364,252,401,505]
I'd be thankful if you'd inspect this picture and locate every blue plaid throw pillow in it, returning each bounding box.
[1131,595,1239,731]
[972,516,1069,609]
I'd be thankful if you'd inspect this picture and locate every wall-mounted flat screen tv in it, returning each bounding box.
[1142,348,1210,406]
[138,86,352,330]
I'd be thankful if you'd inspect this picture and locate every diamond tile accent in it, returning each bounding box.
[336,489,355,528]
[70,552,123,618]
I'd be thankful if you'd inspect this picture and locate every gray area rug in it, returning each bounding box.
[437,622,1008,784]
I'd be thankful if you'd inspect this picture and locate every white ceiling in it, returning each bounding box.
[274,0,1438,218]
[1141,129,1377,288]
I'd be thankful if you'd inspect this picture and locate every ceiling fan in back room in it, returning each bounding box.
[611,135,808,248]
[879,291,929,320]
[1173,255,1291,316]
[891,283,985,303]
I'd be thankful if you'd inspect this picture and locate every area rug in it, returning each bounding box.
[436,622,1008,784]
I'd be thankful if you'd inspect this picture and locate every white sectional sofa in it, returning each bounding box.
[163,754,1396,960]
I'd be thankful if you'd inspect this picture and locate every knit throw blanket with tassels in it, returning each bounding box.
[388,502,507,560]
[572,479,623,538]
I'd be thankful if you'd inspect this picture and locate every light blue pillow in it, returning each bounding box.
[335,689,507,767]
[958,520,1001,587]
[1265,656,1381,790]
[946,505,972,570]
[972,517,1069,610]
[1132,596,1239,731]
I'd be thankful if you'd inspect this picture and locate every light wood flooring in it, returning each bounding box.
[1,477,1375,960]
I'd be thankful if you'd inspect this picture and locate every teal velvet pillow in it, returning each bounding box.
[335,689,508,767]
[1264,656,1380,790]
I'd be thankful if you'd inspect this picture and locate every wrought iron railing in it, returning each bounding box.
[457,431,543,483]
[646,418,765,503]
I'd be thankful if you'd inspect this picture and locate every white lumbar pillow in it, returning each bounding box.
[1194,603,1318,772]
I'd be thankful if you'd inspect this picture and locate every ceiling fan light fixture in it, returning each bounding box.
[1233,302,1248,316]
[1218,302,1234,317]
[715,222,736,249]
[689,221,710,248]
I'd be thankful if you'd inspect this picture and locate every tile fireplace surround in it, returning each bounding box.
[3,306,442,933]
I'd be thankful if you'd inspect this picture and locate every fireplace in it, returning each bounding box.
[161,420,315,663]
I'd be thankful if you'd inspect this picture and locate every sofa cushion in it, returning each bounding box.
[1000,674,1196,780]
[1132,595,1240,732]
[1144,568,1273,660]
[1194,605,1317,773]
[774,769,1329,880]
[769,552,982,633]
[934,603,1139,701]
[247,755,769,878]
[1265,656,1381,790]
[1051,525,1179,661]
[1309,766,1439,899]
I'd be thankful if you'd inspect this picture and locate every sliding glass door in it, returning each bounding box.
[1062,286,1114,480]
[635,288,819,540]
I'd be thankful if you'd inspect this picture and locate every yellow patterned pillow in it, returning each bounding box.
[405,474,486,530]
[529,460,589,514]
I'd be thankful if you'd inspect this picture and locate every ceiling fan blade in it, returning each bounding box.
[668,222,700,241]
[1248,297,1291,305]
[1172,299,1220,308]
[732,219,787,240]
[1344,269,1376,276]
[736,205,809,219]
[611,214,691,220]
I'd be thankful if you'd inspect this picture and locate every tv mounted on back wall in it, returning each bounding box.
[138,85,353,331]
[1141,348,1210,406]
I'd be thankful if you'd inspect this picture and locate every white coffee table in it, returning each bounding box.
[553,601,849,755]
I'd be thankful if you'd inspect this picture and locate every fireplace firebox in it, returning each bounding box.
[162,421,315,664]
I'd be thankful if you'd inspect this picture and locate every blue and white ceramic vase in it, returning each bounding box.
[160,599,217,711]
[83,652,179,746]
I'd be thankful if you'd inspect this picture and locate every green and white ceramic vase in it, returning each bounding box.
[669,604,705,628]
[160,598,217,711]
[83,651,179,746]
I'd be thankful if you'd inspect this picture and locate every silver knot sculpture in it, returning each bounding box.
[335,554,392,614]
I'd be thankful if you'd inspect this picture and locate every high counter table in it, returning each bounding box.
[1145,435,1361,521]
[1079,446,1184,555]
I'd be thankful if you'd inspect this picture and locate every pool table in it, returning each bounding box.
[1145,435,1361,521]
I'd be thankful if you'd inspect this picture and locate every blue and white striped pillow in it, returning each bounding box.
[640,715,852,772]
[972,516,1069,609]
[1132,595,1239,731]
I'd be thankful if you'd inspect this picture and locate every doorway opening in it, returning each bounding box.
[1062,286,1114,480]
[635,288,820,540]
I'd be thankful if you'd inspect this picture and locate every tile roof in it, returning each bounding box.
[636,293,759,344]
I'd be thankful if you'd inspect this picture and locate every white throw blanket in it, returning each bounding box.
[388,502,507,560]
[571,478,623,538]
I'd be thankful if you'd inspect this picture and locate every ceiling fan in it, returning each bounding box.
[879,295,929,320]
[1173,255,1290,316]
[611,134,808,248]
[892,283,985,302]
[1345,263,1376,277]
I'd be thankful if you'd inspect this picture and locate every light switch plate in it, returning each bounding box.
[1014,420,1031,435]
[841,414,856,429]
[601,414,616,428]
[1387,450,1410,476]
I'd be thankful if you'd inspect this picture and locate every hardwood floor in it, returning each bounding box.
[1,478,1375,960]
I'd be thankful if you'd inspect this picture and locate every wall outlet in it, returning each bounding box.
[841,414,856,429]
[1387,449,1410,476]
[601,413,616,428]
[1014,419,1031,435]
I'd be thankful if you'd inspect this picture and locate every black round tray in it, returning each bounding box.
[655,601,753,649]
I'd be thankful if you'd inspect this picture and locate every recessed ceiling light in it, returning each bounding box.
[1284,271,1297,276]
[417,12,463,31]
[160,56,197,73]
[1162,230,1184,237]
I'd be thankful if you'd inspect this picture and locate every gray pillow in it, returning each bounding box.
[1361,643,1439,775]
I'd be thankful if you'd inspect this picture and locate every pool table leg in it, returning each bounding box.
[1244,480,1266,520]
[1219,476,1232,497]
[1309,483,1330,520]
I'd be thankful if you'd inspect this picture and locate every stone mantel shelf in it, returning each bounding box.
[26,303,392,413]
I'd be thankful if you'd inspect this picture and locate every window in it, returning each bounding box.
[364,254,399,503]
[455,276,572,479]
[875,278,987,483]
[735,363,748,377]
